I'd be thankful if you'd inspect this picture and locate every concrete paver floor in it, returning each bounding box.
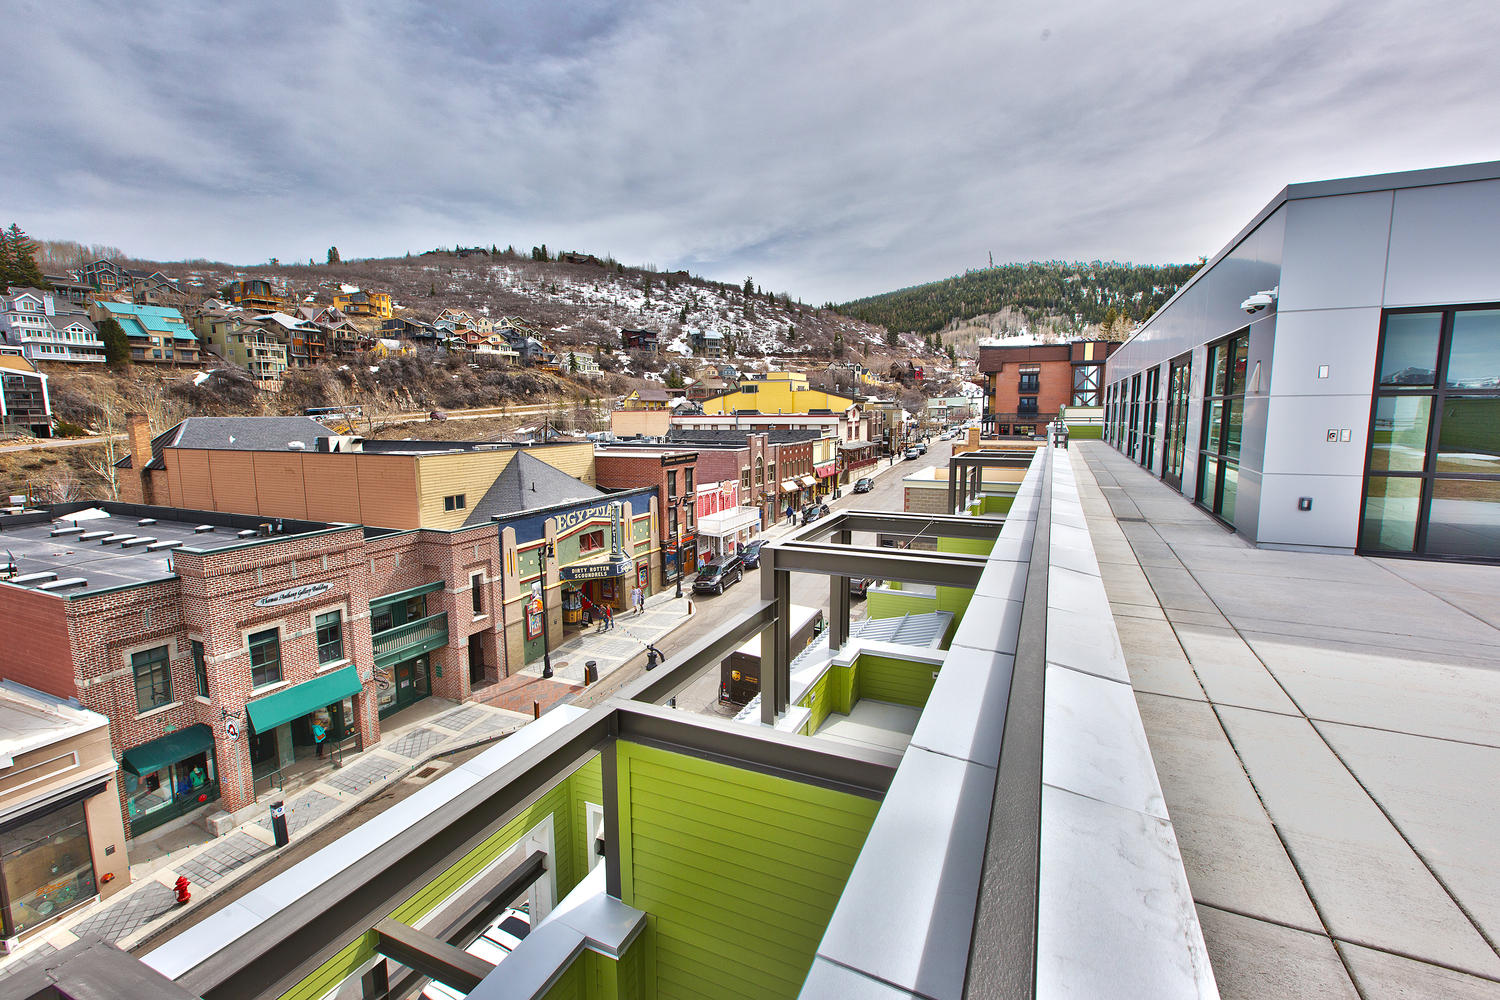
[1073,441,1500,999]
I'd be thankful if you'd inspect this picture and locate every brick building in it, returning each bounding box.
[0,482,661,841]
[976,340,1117,436]
[594,447,701,582]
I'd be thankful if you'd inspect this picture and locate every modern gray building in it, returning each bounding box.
[1104,160,1500,562]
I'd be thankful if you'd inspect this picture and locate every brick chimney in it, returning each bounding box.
[122,413,154,504]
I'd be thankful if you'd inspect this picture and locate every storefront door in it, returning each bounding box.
[378,654,431,718]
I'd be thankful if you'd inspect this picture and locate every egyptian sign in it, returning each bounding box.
[499,487,655,544]
[254,581,334,608]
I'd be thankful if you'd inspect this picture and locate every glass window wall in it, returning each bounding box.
[1363,307,1500,559]
[1197,332,1250,524]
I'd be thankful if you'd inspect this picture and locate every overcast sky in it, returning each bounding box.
[5,0,1499,301]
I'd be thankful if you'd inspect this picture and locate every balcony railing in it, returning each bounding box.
[372,612,449,666]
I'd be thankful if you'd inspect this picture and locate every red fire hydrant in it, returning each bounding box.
[174,875,191,905]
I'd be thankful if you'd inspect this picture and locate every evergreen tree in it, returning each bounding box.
[743,276,754,299]
[1,225,49,290]
[327,246,341,264]
[429,282,436,296]
[678,302,689,324]
[96,317,131,365]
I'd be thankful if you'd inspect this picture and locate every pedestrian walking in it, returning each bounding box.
[603,604,614,631]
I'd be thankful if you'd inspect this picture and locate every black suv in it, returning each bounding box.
[692,554,744,595]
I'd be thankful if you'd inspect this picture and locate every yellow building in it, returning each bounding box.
[330,289,393,320]
[700,371,855,416]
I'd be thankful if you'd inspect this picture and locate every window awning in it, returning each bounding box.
[780,479,800,493]
[122,724,215,776]
[815,462,837,477]
[799,475,817,488]
[698,507,761,538]
[245,666,363,734]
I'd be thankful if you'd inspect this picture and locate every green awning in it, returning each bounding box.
[122,724,215,776]
[245,666,362,733]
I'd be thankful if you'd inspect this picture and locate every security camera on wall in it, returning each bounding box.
[1240,286,1278,314]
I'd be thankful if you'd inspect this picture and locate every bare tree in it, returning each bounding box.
[79,406,123,500]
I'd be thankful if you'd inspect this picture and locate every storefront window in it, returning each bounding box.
[124,751,216,832]
[1,800,97,935]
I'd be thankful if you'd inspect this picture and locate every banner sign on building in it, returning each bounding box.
[254,581,334,609]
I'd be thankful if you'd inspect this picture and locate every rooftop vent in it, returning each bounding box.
[99,534,132,545]
[146,540,183,552]
[137,518,157,526]
[119,537,156,548]
[11,571,57,585]
[193,525,215,534]
[237,529,258,538]
[77,531,111,542]
[50,526,85,537]
[37,578,87,591]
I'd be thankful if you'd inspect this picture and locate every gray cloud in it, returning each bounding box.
[4,0,1498,301]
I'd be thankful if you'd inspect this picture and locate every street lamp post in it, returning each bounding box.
[540,541,554,678]
[674,519,684,599]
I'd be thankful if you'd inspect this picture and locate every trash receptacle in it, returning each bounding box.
[584,660,598,685]
[270,800,289,848]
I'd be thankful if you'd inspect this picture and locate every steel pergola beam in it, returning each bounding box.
[617,599,780,705]
[766,542,988,589]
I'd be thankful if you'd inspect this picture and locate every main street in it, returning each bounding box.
[603,436,958,718]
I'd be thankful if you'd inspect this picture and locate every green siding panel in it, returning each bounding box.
[865,588,939,619]
[857,654,939,707]
[281,754,602,1000]
[614,740,878,1000]
[540,958,583,1000]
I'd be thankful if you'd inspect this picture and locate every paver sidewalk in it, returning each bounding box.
[1073,441,1500,1000]
[0,699,532,979]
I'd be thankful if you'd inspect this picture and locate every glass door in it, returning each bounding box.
[1162,354,1192,491]
[1127,374,1142,460]
[1196,332,1249,523]
[1141,367,1160,473]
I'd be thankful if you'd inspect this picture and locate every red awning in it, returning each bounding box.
[815,462,837,477]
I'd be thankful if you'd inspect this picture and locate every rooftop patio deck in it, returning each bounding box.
[1075,441,1500,999]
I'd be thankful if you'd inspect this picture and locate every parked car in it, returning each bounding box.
[740,540,767,568]
[801,502,830,524]
[916,441,928,455]
[904,446,920,460]
[849,577,875,598]
[693,554,745,595]
[429,410,448,422]
[852,477,875,494]
[422,907,531,1000]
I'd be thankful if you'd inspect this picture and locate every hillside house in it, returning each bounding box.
[195,316,288,387]
[75,258,125,293]
[689,328,726,358]
[380,316,441,346]
[562,351,601,377]
[42,273,93,307]
[330,288,393,320]
[0,349,52,436]
[621,328,659,353]
[90,301,198,365]
[220,279,286,312]
[0,288,105,363]
[255,311,330,367]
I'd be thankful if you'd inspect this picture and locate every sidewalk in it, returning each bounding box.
[0,698,533,980]
[512,593,694,688]
[1071,441,1500,999]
